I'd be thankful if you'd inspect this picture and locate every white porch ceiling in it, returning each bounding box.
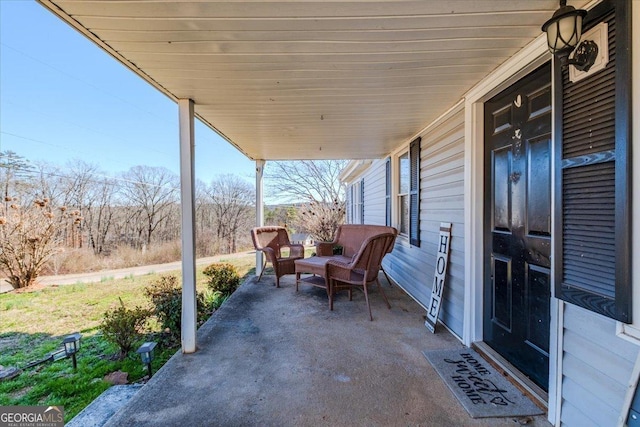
[37,1,585,161]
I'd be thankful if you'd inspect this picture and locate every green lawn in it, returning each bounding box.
[0,255,258,422]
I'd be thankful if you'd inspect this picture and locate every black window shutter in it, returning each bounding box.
[385,157,391,226]
[554,0,631,322]
[360,178,365,224]
[409,137,421,247]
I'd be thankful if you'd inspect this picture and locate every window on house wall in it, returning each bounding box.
[346,185,353,224]
[396,137,421,246]
[385,157,391,226]
[360,178,365,224]
[398,152,410,236]
[347,180,364,224]
[409,138,421,246]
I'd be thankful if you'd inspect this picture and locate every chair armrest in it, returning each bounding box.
[325,258,354,282]
[260,247,277,263]
[316,242,335,256]
[287,244,305,258]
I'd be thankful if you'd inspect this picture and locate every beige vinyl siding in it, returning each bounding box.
[384,104,465,337]
[560,304,639,427]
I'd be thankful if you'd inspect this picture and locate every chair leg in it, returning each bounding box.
[258,259,267,282]
[381,266,393,287]
[329,279,334,311]
[275,275,280,288]
[363,283,373,321]
[376,278,391,309]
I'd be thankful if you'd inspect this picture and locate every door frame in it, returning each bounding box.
[462,35,562,425]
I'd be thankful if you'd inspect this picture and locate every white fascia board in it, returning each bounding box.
[339,159,373,184]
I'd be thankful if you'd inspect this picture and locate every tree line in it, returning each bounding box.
[0,151,346,288]
[0,151,255,257]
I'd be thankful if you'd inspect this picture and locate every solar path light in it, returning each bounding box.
[137,341,157,378]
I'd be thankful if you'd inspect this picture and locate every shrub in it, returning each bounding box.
[144,275,182,342]
[202,263,240,295]
[298,200,345,242]
[0,197,80,289]
[105,241,181,270]
[100,298,150,360]
[144,275,211,343]
[44,248,97,275]
[201,289,231,311]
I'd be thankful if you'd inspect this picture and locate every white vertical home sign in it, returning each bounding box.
[425,223,452,333]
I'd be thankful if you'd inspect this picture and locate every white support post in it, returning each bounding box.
[255,160,265,276]
[178,98,197,354]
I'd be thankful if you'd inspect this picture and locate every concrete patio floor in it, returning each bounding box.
[104,273,552,427]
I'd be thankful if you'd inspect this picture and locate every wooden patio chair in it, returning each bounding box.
[326,232,396,320]
[251,226,305,288]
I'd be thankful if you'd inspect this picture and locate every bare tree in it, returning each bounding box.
[59,160,100,248]
[265,205,298,229]
[32,161,67,207]
[0,151,35,208]
[195,179,212,235]
[266,160,347,240]
[84,176,117,255]
[204,174,255,254]
[194,179,217,255]
[111,204,141,248]
[0,197,78,288]
[120,166,178,248]
[151,202,180,243]
[31,161,118,254]
[266,160,346,203]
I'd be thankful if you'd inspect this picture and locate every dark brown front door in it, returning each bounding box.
[483,63,552,391]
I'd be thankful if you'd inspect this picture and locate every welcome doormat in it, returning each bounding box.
[423,348,543,419]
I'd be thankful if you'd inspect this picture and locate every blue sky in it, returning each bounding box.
[0,0,256,184]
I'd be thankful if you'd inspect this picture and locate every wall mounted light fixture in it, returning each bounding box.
[542,0,598,72]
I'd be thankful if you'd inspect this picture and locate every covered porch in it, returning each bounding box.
[35,1,620,425]
[34,0,589,356]
[103,273,549,427]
